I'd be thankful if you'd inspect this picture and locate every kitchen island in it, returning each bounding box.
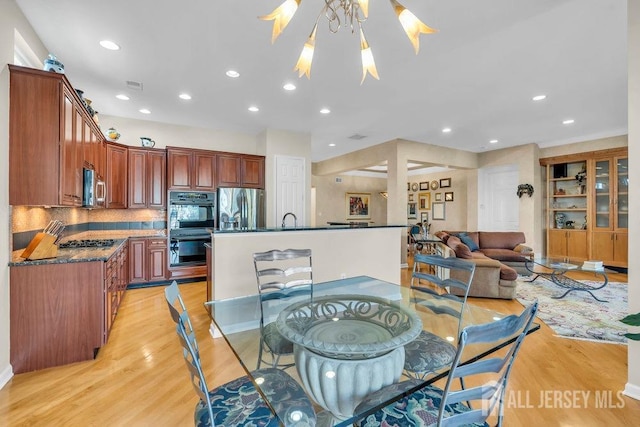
[210,225,405,300]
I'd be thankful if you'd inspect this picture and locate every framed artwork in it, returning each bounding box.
[411,182,419,192]
[346,192,371,220]
[420,212,429,225]
[419,192,431,210]
[440,178,452,188]
[430,180,439,190]
[408,194,414,202]
[432,202,446,220]
[407,202,417,219]
[435,192,442,201]
[407,182,410,191]
[419,181,429,191]
[444,192,454,202]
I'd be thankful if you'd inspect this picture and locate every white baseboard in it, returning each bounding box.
[0,364,13,389]
[623,382,640,400]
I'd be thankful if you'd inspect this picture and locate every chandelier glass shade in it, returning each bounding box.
[260,0,436,83]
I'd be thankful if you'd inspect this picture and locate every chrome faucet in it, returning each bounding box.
[281,212,298,228]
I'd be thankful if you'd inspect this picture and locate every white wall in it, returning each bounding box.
[99,115,257,153]
[626,0,640,400]
[1,0,49,388]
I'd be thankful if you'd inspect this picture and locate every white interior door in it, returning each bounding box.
[478,164,519,231]
[275,156,305,227]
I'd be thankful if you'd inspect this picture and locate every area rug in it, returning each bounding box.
[516,277,628,344]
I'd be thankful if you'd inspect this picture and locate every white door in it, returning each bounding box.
[478,164,519,231]
[275,156,305,227]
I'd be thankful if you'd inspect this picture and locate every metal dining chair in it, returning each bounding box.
[253,248,313,370]
[403,254,476,380]
[164,281,316,426]
[355,301,539,427]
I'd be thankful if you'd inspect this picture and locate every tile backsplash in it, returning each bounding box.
[11,206,167,250]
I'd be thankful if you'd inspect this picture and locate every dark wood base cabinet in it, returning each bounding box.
[10,245,128,374]
[10,262,104,374]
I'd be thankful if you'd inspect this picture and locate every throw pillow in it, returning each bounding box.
[446,236,472,259]
[458,233,479,252]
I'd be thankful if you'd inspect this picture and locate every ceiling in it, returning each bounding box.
[15,0,628,162]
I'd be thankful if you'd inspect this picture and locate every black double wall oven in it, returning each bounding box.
[168,191,215,268]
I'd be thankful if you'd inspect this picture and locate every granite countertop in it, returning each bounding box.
[214,224,407,234]
[9,230,167,267]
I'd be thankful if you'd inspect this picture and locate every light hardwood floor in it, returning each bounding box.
[0,263,638,426]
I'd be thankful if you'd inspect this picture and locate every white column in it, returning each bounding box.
[625,0,640,400]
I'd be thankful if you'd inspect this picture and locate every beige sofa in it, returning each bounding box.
[434,231,533,300]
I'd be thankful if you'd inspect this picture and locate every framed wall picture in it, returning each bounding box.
[444,192,454,202]
[408,194,414,202]
[420,212,429,225]
[439,178,451,188]
[419,192,431,210]
[435,192,442,201]
[419,181,429,190]
[432,202,445,220]
[407,202,417,219]
[346,192,371,220]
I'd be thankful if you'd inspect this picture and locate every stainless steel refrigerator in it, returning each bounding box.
[217,188,266,230]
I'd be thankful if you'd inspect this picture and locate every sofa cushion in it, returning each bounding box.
[446,236,472,259]
[499,264,518,281]
[479,248,528,263]
[457,233,480,251]
[478,232,525,249]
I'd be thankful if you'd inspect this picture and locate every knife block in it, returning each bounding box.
[21,232,58,260]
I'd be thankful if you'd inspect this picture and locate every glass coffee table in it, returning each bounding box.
[524,258,610,302]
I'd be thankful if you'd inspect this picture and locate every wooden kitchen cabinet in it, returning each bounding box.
[9,242,128,374]
[167,147,216,191]
[106,142,128,209]
[9,65,106,206]
[217,153,265,189]
[128,147,166,209]
[129,237,167,284]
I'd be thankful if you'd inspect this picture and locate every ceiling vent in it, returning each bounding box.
[348,133,367,140]
[126,80,143,91]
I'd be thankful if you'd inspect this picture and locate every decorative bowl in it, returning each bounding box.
[276,294,422,360]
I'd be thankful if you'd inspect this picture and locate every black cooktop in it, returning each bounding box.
[58,239,116,249]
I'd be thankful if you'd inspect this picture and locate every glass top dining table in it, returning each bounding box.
[205,276,539,426]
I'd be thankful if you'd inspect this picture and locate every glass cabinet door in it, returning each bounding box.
[616,157,628,229]
[593,159,611,229]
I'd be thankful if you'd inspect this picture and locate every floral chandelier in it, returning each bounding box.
[260,0,437,83]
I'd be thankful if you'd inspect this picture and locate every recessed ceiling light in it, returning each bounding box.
[178,93,192,100]
[532,94,547,101]
[329,143,336,147]
[320,108,331,114]
[99,40,120,51]
[248,106,259,112]
[115,94,130,101]
[283,83,296,91]
[226,70,240,78]
[442,127,452,133]
[489,139,498,144]
[139,108,151,114]
[563,119,575,125]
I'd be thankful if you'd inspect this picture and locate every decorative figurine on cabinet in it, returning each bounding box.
[555,212,566,229]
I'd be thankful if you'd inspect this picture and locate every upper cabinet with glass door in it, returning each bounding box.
[616,157,628,230]
[593,159,611,230]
